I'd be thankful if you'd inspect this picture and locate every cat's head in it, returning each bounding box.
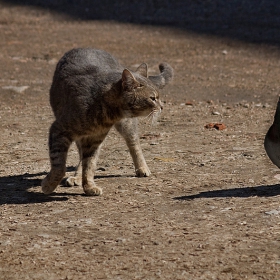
[121,62,173,120]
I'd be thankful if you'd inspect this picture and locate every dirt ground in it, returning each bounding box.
[1,3,280,280]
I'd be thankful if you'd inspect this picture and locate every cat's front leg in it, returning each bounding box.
[115,118,151,177]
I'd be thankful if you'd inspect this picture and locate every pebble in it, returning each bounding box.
[48,58,58,65]
[212,111,221,115]
[205,123,226,130]
[97,167,106,171]
[116,238,126,243]
[265,209,280,215]
[2,86,29,93]
[185,101,194,106]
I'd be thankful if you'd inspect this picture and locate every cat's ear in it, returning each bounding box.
[122,69,139,90]
[136,63,148,78]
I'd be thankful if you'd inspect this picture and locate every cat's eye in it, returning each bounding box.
[150,96,156,101]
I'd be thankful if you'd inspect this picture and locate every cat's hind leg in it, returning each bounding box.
[65,141,83,187]
[42,122,72,194]
[115,118,151,177]
[79,136,105,196]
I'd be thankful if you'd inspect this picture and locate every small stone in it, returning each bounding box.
[97,167,106,171]
[116,238,126,243]
[2,86,29,93]
[205,123,226,130]
[205,123,215,129]
[48,58,58,65]
[221,207,232,212]
[212,111,221,115]
[214,123,226,130]
[185,101,194,106]
[265,210,280,215]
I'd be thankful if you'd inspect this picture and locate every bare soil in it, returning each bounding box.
[1,3,280,280]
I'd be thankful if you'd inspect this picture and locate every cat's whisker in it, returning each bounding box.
[143,109,161,126]
[142,111,154,125]
[145,110,154,119]
[151,110,160,125]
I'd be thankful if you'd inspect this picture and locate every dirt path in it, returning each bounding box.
[1,4,280,279]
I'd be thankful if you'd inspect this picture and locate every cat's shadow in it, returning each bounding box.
[3,169,279,205]
[0,171,60,205]
[174,184,280,200]
[0,167,134,205]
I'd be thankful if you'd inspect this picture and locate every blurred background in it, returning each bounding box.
[2,0,280,45]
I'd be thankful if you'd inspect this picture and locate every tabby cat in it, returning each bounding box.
[42,48,173,196]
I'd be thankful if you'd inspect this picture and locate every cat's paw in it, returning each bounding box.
[83,183,103,196]
[136,167,151,177]
[41,176,58,195]
[65,176,82,187]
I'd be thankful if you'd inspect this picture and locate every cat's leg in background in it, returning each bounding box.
[42,121,72,194]
[80,135,106,196]
[65,140,83,187]
[115,118,151,177]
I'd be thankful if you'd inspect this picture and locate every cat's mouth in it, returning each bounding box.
[135,108,162,124]
[122,107,160,120]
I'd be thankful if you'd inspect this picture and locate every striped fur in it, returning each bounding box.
[42,48,173,196]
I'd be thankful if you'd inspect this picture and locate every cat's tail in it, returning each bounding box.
[149,63,174,89]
